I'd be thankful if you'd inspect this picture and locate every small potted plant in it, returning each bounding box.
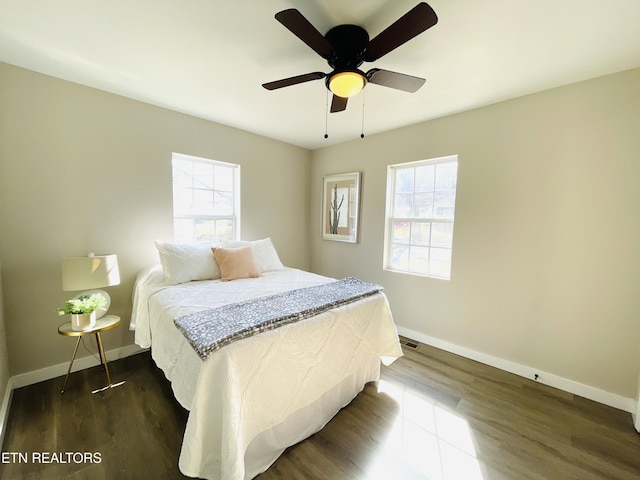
[58,294,106,331]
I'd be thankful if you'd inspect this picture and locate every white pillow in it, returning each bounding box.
[222,237,284,272]
[155,240,221,285]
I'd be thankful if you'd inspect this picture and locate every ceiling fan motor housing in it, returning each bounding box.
[325,24,369,84]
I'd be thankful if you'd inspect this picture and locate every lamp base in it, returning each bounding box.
[75,289,111,319]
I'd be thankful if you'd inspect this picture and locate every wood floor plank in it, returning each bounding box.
[1,338,639,480]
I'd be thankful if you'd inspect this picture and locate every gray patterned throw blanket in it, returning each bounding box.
[174,277,383,359]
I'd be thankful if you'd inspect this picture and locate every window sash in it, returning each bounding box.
[172,153,240,244]
[385,156,457,279]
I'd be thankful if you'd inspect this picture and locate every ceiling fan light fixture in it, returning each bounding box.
[328,71,365,98]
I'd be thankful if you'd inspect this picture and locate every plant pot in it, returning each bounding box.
[71,311,97,331]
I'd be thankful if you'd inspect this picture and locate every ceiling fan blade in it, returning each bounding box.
[364,2,438,62]
[275,9,333,59]
[262,72,326,90]
[330,95,348,113]
[366,68,426,93]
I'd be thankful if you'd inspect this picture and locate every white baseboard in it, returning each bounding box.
[635,375,640,433]
[397,326,637,414]
[634,398,640,433]
[0,343,147,449]
[0,377,14,449]
[10,343,147,390]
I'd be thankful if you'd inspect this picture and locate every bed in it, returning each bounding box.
[130,239,403,480]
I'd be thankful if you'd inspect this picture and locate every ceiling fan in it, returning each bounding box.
[262,2,438,113]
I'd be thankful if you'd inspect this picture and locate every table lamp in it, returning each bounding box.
[61,253,120,329]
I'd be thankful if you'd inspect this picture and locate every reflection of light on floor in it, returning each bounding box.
[365,379,484,480]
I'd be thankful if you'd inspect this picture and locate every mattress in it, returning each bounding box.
[131,265,403,479]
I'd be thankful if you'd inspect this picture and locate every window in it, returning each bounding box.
[384,155,458,279]
[172,153,240,244]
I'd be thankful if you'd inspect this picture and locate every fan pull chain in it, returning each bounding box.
[324,90,329,139]
[360,90,366,139]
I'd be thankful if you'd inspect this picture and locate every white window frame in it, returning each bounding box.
[383,155,458,280]
[171,152,240,244]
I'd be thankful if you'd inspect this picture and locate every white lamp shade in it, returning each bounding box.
[62,254,120,292]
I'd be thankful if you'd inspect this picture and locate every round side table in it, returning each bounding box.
[58,314,125,394]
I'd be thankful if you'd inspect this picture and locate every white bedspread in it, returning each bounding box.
[131,266,403,480]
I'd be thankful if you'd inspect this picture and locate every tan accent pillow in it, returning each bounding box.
[212,246,260,282]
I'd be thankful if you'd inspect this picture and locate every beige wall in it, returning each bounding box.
[310,68,640,399]
[2,57,639,404]
[0,62,311,375]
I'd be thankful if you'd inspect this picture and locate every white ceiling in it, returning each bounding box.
[1,0,639,150]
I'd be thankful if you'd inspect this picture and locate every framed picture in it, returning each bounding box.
[322,172,361,243]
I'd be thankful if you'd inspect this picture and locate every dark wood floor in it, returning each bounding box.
[2,338,639,479]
